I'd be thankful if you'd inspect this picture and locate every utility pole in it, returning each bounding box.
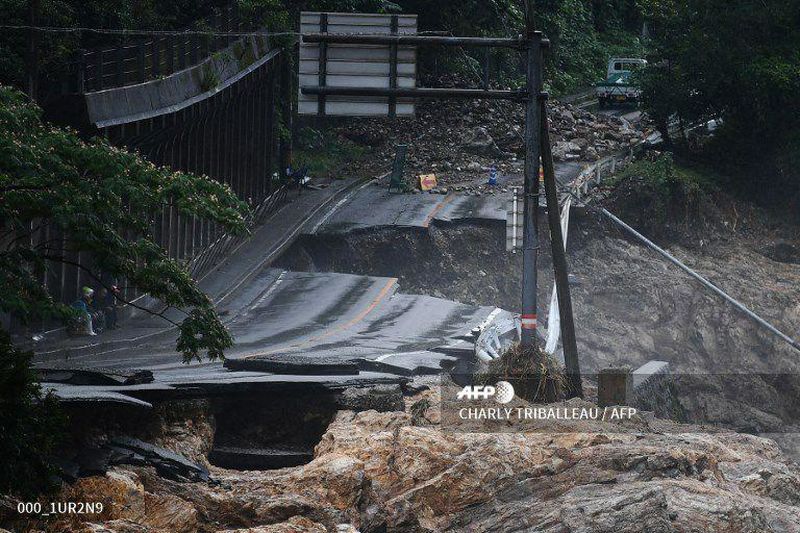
[520,1,543,346]
[540,94,583,398]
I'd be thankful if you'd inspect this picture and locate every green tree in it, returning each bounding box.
[0,83,248,497]
[637,0,800,178]
[0,85,249,361]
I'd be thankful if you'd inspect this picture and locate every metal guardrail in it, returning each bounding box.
[569,147,637,201]
[188,183,288,280]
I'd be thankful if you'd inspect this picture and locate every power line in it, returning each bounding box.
[0,24,302,38]
[0,24,462,40]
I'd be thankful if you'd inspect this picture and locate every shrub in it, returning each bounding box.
[0,330,65,499]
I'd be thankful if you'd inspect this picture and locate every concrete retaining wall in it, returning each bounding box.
[85,36,271,128]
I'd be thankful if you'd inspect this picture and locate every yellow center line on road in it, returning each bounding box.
[241,277,397,360]
[423,193,455,228]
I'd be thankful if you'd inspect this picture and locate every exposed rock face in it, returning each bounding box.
[217,517,329,532]
[12,390,800,532]
[147,400,216,467]
[314,403,800,532]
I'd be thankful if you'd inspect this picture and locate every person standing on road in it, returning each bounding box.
[98,285,121,329]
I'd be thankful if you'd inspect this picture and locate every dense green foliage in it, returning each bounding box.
[0,329,64,498]
[330,0,646,94]
[0,86,249,361]
[612,153,720,237]
[637,0,800,202]
[540,0,645,94]
[618,153,708,204]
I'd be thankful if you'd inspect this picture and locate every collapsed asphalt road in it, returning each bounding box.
[31,173,557,406]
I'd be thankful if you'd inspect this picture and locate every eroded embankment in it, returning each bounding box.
[275,210,800,436]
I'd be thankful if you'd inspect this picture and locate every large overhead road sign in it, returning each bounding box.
[299,12,418,117]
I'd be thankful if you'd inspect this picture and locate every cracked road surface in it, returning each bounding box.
[33,160,583,405]
[313,163,583,234]
[32,180,523,405]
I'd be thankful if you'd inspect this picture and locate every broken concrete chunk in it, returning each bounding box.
[109,437,210,482]
[53,438,205,483]
[335,384,405,412]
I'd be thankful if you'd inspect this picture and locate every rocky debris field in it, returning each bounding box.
[8,388,800,533]
[304,97,650,193]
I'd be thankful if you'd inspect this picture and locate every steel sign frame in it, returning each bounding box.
[299,12,418,117]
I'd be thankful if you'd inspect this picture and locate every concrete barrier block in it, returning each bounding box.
[631,360,677,419]
[598,367,632,407]
[633,360,670,390]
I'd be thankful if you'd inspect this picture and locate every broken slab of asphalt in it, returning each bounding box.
[358,350,459,376]
[54,436,210,483]
[223,354,360,375]
[41,369,410,406]
[225,350,461,377]
[36,366,153,386]
[109,436,211,482]
[308,163,584,235]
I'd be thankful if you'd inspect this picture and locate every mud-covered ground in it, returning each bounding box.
[277,182,800,441]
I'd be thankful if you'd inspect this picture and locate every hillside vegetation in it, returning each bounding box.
[638,0,800,211]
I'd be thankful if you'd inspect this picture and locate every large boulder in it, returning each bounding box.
[553,141,583,161]
[462,127,507,158]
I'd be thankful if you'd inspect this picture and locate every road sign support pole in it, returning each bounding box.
[317,13,328,117]
[540,92,583,398]
[520,27,542,346]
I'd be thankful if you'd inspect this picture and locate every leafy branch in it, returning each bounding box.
[0,85,250,362]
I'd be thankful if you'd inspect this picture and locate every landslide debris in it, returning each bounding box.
[303,96,649,191]
[12,389,800,533]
